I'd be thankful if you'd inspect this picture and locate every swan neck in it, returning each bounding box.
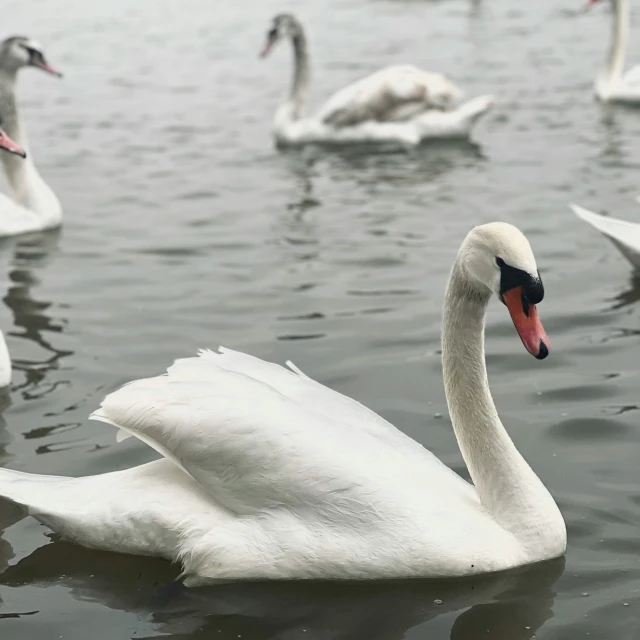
[288,30,310,120]
[441,262,563,547]
[0,72,27,152]
[0,70,60,222]
[602,0,628,85]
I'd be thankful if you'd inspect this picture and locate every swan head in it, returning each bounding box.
[459,222,549,360]
[0,37,62,77]
[260,14,303,58]
[0,118,25,158]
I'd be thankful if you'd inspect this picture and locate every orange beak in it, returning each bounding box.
[502,286,550,359]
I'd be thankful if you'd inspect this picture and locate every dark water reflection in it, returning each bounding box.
[0,541,564,640]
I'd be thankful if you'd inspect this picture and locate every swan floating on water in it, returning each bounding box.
[0,36,63,236]
[571,202,640,270]
[0,223,565,585]
[0,117,29,387]
[588,0,640,103]
[260,14,494,147]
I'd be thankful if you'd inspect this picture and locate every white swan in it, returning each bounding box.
[260,14,494,147]
[0,36,63,236]
[588,0,640,103]
[0,223,566,585]
[0,120,30,388]
[571,202,640,269]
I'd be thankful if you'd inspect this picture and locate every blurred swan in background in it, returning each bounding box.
[588,0,640,103]
[0,36,63,236]
[571,202,640,270]
[260,14,494,147]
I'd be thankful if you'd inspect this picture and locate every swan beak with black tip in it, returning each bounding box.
[496,260,549,359]
[30,50,62,77]
[0,128,26,158]
[501,286,550,359]
[259,28,279,58]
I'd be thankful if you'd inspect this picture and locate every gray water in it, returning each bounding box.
[0,0,639,637]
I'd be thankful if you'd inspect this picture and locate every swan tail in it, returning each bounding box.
[414,95,494,140]
[0,459,224,563]
[0,467,81,523]
[570,203,640,270]
[455,94,494,130]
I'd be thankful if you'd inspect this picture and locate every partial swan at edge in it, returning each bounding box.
[0,36,63,237]
[571,202,640,269]
[588,0,640,103]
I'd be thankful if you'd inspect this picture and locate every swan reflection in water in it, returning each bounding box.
[0,539,564,639]
[280,138,486,222]
[610,275,640,310]
[0,230,71,399]
[0,229,70,468]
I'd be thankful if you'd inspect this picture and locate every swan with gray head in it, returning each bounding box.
[0,223,565,584]
[0,36,62,236]
[260,14,494,147]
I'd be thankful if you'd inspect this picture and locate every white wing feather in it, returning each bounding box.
[571,203,640,269]
[316,65,464,128]
[90,348,473,517]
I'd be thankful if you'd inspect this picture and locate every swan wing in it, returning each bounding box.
[316,65,463,128]
[90,348,473,516]
[571,203,640,269]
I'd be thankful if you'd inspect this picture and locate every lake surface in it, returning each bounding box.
[0,0,639,637]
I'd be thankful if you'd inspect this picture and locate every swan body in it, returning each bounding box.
[262,14,493,147]
[571,202,640,269]
[274,95,494,147]
[0,224,565,585]
[590,0,640,103]
[315,65,463,127]
[0,37,62,236]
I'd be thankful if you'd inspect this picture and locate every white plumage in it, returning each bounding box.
[571,202,640,270]
[261,14,493,147]
[591,0,640,103]
[316,65,463,127]
[0,36,63,236]
[0,224,566,585]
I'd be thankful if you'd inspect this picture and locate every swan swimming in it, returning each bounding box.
[260,14,494,147]
[0,36,63,236]
[588,0,640,103]
[0,223,566,584]
[0,118,27,387]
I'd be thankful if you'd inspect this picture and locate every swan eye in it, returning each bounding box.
[495,257,505,268]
